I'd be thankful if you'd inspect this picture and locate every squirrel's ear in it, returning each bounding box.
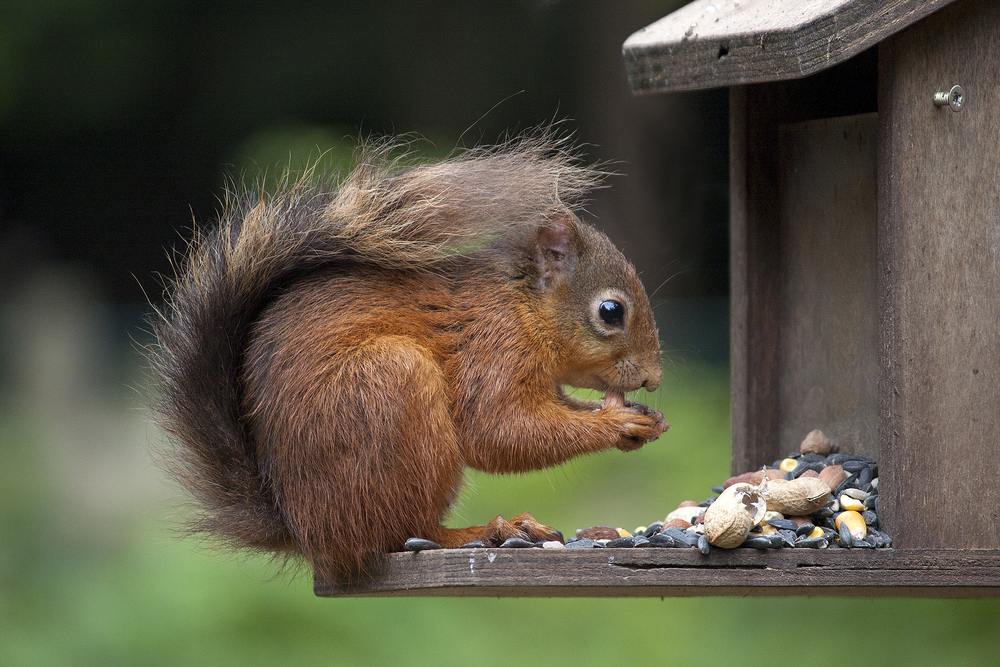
[533,209,579,290]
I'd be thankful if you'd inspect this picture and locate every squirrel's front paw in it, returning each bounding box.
[611,403,668,452]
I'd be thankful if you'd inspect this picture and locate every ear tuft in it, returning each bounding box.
[534,209,579,290]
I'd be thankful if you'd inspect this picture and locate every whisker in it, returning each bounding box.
[647,266,688,301]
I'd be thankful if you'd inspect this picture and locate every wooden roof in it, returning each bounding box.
[623,0,958,93]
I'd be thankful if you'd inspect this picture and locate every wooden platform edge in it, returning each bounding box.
[314,547,1000,598]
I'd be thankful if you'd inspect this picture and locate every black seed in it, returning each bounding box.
[742,535,776,549]
[458,541,486,549]
[838,523,854,548]
[790,462,810,478]
[404,538,442,551]
[812,507,834,521]
[606,536,637,548]
[794,536,827,548]
[798,461,825,477]
[871,529,892,548]
[778,529,798,547]
[838,454,874,463]
[698,535,711,554]
[767,518,799,531]
[795,522,816,537]
[859,466,875,486]
[835,474,859,495]
[664,527,699,547]
[710,486,725,494]
[565,538,601,549]
[643,523,664,538]
[647,533,677,548]
[500,537,535,548]
[842,460,869,473]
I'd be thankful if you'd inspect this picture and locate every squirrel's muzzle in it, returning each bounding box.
[639,349,663,393]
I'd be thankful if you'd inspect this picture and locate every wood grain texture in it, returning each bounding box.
[315,547,1000,598]
[878,0,1000,549]
[624,0,957,93]
[778,114,878,457]
[729,85,783,474]
[728,85,751,474]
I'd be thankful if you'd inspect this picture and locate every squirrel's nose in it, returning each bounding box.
[641,372,662,393]
[641,355,663,392]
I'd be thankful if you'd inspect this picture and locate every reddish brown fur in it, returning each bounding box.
[151,137,666,586]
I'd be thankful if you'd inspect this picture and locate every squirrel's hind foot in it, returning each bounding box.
[426,512,564,548]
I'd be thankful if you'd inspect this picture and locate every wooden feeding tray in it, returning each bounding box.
[315,549,1000,598]
[317,0,1000,597]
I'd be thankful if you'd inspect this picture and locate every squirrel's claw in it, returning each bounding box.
[613,404,668,451]
[482,512,564,545]
[509,512,564,544]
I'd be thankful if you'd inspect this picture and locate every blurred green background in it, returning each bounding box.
[1,2,998,665]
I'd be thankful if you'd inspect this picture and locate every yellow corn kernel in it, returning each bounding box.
[839,495,865,512]
[616,527,632,538]
[779,458,798,472]
[807,526,824,540]
[835,510,867,539]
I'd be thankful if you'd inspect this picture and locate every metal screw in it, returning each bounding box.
[933,84,965,112]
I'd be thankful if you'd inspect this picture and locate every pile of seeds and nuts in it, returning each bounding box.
[405,429,890,554]
[566,429,888,552]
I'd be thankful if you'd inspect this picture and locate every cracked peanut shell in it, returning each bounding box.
[703,482,767,549]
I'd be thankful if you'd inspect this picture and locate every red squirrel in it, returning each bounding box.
[151,137,667,585]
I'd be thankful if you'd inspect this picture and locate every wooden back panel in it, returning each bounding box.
[778,115,879,457]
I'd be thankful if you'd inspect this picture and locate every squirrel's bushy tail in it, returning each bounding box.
[150,136,602,553]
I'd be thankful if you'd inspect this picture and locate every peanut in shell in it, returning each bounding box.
[760,477,832,516]
[703,482,767,549]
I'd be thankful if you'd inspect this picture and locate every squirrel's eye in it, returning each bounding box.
[598,300,625,327]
